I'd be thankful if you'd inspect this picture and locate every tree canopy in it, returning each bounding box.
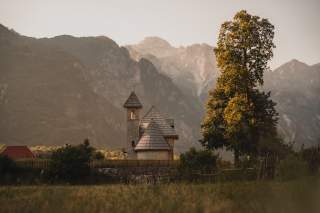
[201,10,278,164]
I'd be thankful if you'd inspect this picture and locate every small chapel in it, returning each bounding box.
[123,91,179,160]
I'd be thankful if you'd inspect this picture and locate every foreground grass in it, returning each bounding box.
[0,179,319,213]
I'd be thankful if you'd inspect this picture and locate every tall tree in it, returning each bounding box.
[201,10,278,165]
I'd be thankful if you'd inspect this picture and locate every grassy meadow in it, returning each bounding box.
[0,179,319,213]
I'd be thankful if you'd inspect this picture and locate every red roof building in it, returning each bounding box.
[1,146,35,159]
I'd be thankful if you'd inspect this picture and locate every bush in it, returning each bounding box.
[91,151,105,160]
[179,148,217,174]
[47,140,94,182]
[301,145,320,175]
[276,154,308,181]
[0,155,18,175]
[217,159,232,169]
[0,155,20,183]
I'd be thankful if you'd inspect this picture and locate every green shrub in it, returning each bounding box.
[91,151,105,160]
[46,139,94,182]
[276,154,308,181]
[179,147,217,174]
[0,155,18,175]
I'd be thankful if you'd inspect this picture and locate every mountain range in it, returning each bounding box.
[0,24,319,151]
[128,37,320,148]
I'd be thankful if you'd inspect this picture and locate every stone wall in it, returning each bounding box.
[137,150,170,160]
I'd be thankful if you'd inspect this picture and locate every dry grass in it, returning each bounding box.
[0,179,319,213]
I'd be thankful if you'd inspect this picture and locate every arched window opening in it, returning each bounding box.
[131,140,135,147]
[130,111,136,120]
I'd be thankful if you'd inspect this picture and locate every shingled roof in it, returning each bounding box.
[140,106,178,138]
[123,91,142,108]
[135,120,171,151]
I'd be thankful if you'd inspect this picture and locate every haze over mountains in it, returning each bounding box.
[264,60,320,147]
[0,24,319,151]
[126,37,218,102]
[0,24,200,151]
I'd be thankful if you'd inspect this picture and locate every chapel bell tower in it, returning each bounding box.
[123,91,142,159]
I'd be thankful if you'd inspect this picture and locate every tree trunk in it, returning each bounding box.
[234,149,240,168]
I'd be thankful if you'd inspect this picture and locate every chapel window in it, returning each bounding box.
[130,111,136,120]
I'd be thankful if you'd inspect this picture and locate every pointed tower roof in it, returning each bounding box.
[135,120,171,151]
[123,91,142,108]
[140,106,178,138]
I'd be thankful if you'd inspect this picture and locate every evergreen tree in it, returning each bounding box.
[201,10,278,165]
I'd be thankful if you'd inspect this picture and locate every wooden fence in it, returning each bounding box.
[16,159,50,169]
[15,159,179,170]
[14,159,258,182]
[90,160,179,168]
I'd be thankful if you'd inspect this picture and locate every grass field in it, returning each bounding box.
[0,179,319,213]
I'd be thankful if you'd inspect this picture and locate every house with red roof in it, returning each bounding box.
[0,146,35,160]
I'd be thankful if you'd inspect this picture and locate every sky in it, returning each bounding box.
[0,0,319,68]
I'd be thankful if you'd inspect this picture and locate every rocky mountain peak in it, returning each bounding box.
[127,38,219,100]
[139,36,172,49]
[0,24,20,40]
[275,59,309,74]
[128,37,175,58]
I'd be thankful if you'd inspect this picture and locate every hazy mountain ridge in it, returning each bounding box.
[264,60,320,147]
[0,25,201,151]
[0,23,319,150]
[40,34,203,150]
[126,37,219,101]
[0,25,124,148]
